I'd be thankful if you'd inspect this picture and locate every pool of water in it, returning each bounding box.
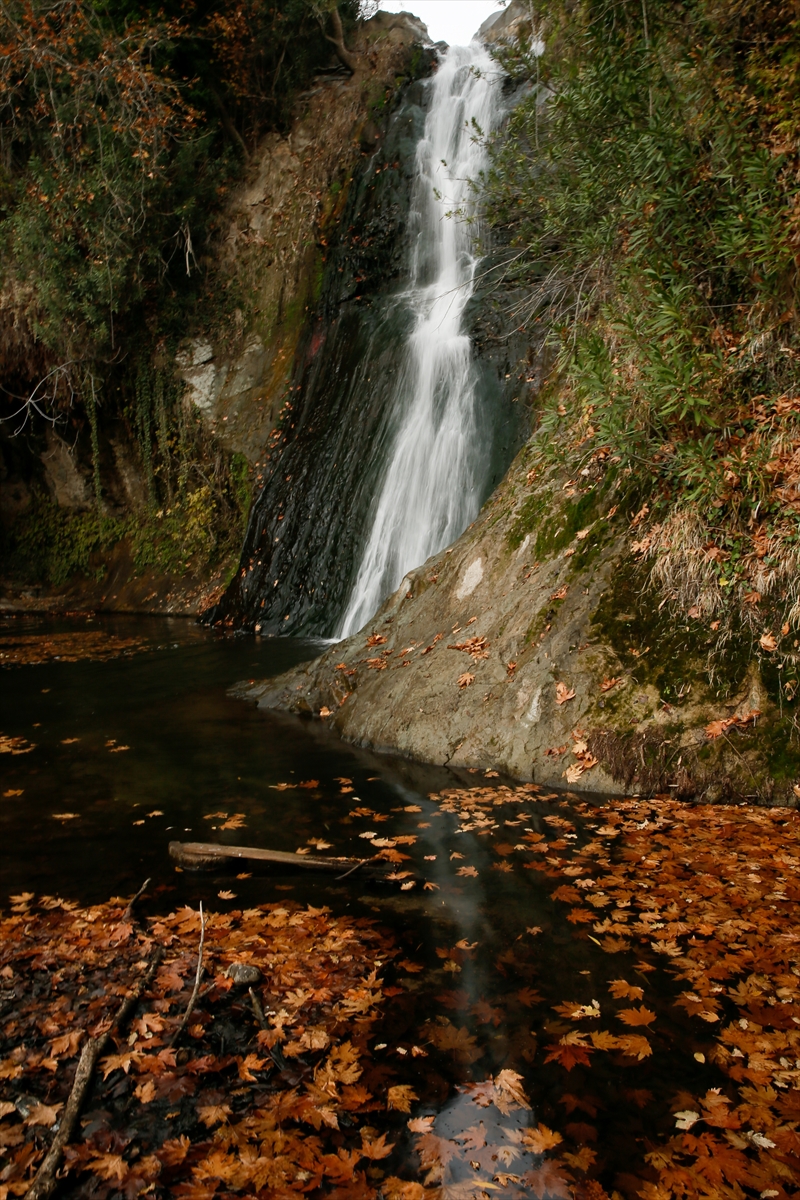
[0,613,722,1197]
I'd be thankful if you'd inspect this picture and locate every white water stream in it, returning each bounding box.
[337,43,503,638]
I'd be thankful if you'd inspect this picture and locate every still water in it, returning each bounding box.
[0,614,716,1195]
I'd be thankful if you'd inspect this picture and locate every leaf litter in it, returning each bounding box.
[3,773,800,1199]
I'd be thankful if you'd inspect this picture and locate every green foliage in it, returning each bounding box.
[11,494,124,587]
[486,0,800,556]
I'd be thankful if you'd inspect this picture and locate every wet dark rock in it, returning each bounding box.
[226,963,262,986]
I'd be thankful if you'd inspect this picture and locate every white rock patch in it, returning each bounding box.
[455,557,483,600]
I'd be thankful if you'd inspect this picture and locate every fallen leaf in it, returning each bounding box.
[759,631,777,652]
[456,865,479,877]
[198,1104,232,1127]
[608,979,644,1001]
[523,1124,563,1154]
[600,676,621,692]
[218,890,236,900]
[458,672,475,688]
[25,1102,62,1128]
[387,1085,418,1113]
[555,682,576,705]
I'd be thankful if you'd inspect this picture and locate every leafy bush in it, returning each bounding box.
[485,0,800,625]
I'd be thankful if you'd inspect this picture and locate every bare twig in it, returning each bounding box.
[248,986,268,1030]
[336,858,367,881]
[122,877,151,923]
[170,901,205,1047]
[24,947,163,1200]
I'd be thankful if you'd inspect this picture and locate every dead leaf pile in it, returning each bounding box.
[522,793,800,1198]
[0,632,148,667]
[0,894,435,1199]
[447,637,490,662]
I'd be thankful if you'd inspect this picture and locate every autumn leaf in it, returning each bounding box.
[494,1069,531,1114]
[517,986,543,1006]
[550,585,568,600]
[50,1029,82,1058]
[555,681,576,704]
[617,1005,656,1027]
[616,1034,652,1060]
[387,1085,418,1113]
[563,1146,597,1172]
[523,1124,563,1154]
[25,1102,62,1127]
[100,1051,137,1079]
[361,1131,395,1160]
[86,1153,128,1183]
[759,631,777,652]
[198,1104,232,1127]
[408,1116,435,1134]
[600,676,621,691]
[237,1053,266,1081]
[217,890,236,900]
[456,865,478,877]
[590,1030,620,1051]
[608,979,644,1001]
[458,671,475,688]
[219,813,246,830]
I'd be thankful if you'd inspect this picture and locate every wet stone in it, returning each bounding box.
[226,962,262,986]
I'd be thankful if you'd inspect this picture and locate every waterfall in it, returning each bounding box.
[337,43,503,638]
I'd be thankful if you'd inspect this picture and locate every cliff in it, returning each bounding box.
[0,10,432,615]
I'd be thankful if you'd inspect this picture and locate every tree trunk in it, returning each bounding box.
[325,5,359,74]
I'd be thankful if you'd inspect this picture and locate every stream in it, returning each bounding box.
[0,614,724,1195]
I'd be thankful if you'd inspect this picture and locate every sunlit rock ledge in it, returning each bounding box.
[236,442,791,805]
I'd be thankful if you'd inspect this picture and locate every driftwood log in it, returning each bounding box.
[169,841,389,879]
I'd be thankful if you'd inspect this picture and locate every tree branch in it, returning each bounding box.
[325,5,359,74]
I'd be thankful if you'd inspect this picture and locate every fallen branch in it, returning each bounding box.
[170,901,205,1048]
[248,985,268,1030]
[169,840,385,877]
[24,947,163,1200]
[122,877,150,923]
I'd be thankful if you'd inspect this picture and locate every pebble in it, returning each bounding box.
[226,963,262,985]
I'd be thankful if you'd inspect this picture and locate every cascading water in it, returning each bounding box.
[338,43,503,637]
[208,43,522,638]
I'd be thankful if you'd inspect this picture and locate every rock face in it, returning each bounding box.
[240,443,794,804]
[174,12,435,467]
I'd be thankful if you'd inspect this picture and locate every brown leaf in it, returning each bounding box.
[197,1105,231,1127]
[523,1123,563,1154]
[759,631,777,652]
[555,681,576,705]
[600,676,621,692]
[25,1102,62,1128]
[617,1005,656,1027]
[458,672,475,688]
[86,1153,128,1183]
[387,1084,418,1113]
[608,979,644,1001]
